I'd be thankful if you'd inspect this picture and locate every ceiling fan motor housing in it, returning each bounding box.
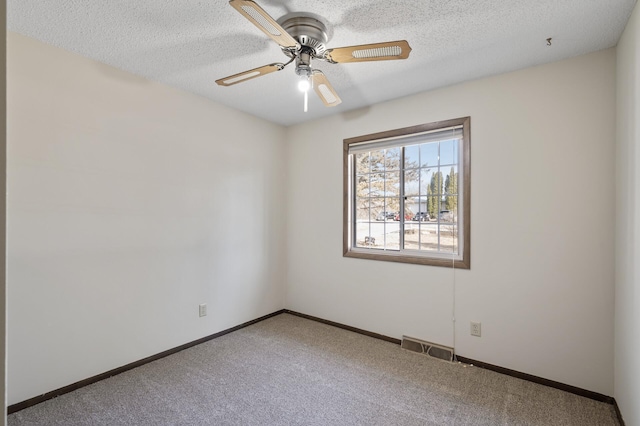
[278,16,330,58]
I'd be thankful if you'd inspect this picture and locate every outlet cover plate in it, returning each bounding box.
[470,322,481,337]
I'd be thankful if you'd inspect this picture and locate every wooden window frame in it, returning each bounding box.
[343,117,471,269]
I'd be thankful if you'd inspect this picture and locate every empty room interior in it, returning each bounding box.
[3,0,640,425]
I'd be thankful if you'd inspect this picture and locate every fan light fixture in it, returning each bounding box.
[298,77,311,112]
[298,78,310,92]
[216,0,412,110]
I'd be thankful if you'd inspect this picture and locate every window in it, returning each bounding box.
[343,117,470,268]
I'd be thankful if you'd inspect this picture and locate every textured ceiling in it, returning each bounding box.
[8,0,637,126]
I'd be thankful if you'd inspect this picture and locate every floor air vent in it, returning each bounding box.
[401,336,454,362]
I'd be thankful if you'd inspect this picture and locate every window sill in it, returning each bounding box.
[343,248,470,269]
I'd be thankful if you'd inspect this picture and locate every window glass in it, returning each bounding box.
[420,143,439,168]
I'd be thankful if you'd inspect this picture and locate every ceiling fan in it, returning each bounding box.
[215,0,412,109]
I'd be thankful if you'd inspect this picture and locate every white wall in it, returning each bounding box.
[615,2,640,424]
[1,2,7,425]
[286,49,616,396]
[6,33,288,405]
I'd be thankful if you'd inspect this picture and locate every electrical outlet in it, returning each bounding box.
[199,303,207,317]
[470,322,481,337]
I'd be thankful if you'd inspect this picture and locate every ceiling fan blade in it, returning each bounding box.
[325,40,412,63]
[229,0,298,49]
[312,71,342,107]
[216,63,283,86]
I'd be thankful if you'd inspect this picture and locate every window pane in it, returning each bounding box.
[403,221,418,250]
[438,197,446,219]
[404,169,419,196]
[420,168,434,196]
[385,172,400,197]
[385,197,400,217]
[355,221,373,248]
[370,197,385,220]
[420,142,439,168]
[419,221,438,252]
[384,197,400,250]
[368,220,385,249]
[356,152,370,174]
[385,147,401,171]
[355,198,370,222]
[355,196,372,249]
[427,195,440,220]
[404,197,420,221]
[443,165,459,196]
[355,174,370,197]
[370,173,385,197]
[428,171,444,196]
[385,220,400,250]
[440,139,459,166]
[403,198,416,219]
[405,145,420,169]
[439,221,458,253]
[441,196,457,222]
[371,150,385,172]
[414,197,428,221]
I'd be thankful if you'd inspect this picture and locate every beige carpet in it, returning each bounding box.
[8,313,620,425]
